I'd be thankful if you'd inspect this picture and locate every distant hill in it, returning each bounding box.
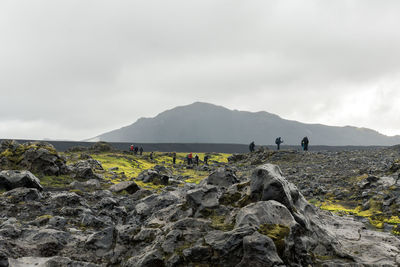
[88,102,400,146]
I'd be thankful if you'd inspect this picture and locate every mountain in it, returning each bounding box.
[89,102,400,146]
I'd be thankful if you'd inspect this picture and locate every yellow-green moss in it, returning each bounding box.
[0,149,13,158]
[258,224,290,256]
[210,215,235,231]
[315,199,394,230]
[349,174,369,183]
[40,175,75,188]
[69,189,84,196]
[134,180,165,190]
[37,214,53,220]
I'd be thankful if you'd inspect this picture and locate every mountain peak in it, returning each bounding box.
[91,103,400,146]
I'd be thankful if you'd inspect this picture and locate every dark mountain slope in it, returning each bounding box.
[90,102,400,146]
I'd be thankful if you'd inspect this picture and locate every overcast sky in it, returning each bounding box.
[1,0,400,140]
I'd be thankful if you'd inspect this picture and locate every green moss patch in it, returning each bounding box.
[258,224,290,256]
[39,175,75,188]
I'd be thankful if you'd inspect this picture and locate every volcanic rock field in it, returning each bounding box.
[1,140,400,266]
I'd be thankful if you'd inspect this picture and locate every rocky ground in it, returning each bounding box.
[1,140,400,266]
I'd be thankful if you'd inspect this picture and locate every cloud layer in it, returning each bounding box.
[1,0,400,140]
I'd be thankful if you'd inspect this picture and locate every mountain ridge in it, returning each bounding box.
[88,102,400,146]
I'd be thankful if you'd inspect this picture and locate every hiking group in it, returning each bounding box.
[130,144,143,155]
[249,136,310,152]
[185,152,206,166]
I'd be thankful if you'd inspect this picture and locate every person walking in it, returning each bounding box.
[188,152,193,165]
[301,136,309,151]
[139,147,143,155]
[130,144,134,152]
[249,141,255,152]
[194,154,199,166]
[275,137,283,150]
[150,151,154,160]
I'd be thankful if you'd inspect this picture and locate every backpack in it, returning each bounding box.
[275,138,280,144]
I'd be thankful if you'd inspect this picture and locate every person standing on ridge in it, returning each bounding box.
[204,155,209,165]
[130,144,134,152]
[172,152,176,165]
[134,146,138,155]
[275,137,283,150]
[194,154,199,166]
[139,147,143,155]
[150,152,154,160]
[249,141,255,152]
[301,136,309,151]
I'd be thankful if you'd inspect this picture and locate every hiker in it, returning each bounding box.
[172,152,176,165]
[134,146,138,155]
[130,144,134,152]
[275,137,283,150]
[194,154,199,166]
[301,136,309,151]
[150,152,153,160]
[249,141,255,152]
[188,152,193,165]
[139,147,143,155]
[204,155,209,165]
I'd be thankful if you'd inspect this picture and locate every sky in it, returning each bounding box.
[1,0,400,140]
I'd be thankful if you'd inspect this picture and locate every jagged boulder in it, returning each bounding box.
[200,167,239,188]
[204,226,254,265]
[249,164,300,212]
[2,187,42,202]
[228,153,247,163]
[186,185,219,216]
[85,226,117,256]
[69,179,101,190]
[237,231,284,267]
[109,181,140,194]
[90,141,114,152]
[69,160,102,179]
[0,170,43,191]
[0,141,67,176]
[235,201,297,229]
[137,169,169,185]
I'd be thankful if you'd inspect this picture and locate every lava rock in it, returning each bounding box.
[109,181,140,194]
[201,167,239,188]
[2,187,42,202]
[0,170,43,191]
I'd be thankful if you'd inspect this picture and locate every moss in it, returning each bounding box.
[175,242,193,256]
[238,195,252,207]
[219,192,242,206]
[349,174,369,183]
[210,215,234,231]
[236,181,250,190]
[0,149,13,158]
[40,175,75,188]
[134,180,165,190]
[69,189,84,196]
[37,214,53,220]
[184,175,207,184]
[258,224,290,257]
[392,224,400,235]
[317,199,395,230]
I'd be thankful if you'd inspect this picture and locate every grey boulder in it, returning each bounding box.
[109,181,140,194]
[0,170,43,191]
[201,167,239,188]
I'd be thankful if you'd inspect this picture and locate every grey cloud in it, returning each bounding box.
[1,0,400,139]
